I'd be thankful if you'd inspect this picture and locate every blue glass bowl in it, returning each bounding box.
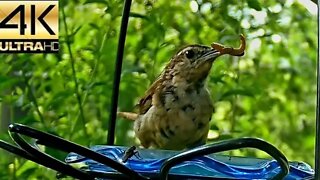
[65,146,314,179]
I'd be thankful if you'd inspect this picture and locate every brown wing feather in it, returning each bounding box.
[137,53,179,114]
[138,71,165,114]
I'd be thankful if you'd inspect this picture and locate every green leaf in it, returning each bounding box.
[89,23,100,30]
[84,0,108,5]
[0,76,20,91]
[70,25,83,37]
[48,91,73,109]
[247,0,262,11]
[129,12,149,20]
[210,74,227,84]
[16,161,37,177]
[221,89,255,99]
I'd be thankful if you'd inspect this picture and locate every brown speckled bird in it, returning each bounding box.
[118,35,246,150]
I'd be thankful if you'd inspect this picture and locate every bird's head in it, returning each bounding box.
[168,45,220,83]
[167,35,245,85]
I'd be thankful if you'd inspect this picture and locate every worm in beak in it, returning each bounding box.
[211,34,246,56]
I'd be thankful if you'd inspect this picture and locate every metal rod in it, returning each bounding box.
[315,1,320,179]
[9,132,94,180]
[107,0,132,145]
[160,138,289,180]
[0,140,40,164]
[9,123,149,180]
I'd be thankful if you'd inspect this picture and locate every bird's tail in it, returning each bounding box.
[117,112,138,121]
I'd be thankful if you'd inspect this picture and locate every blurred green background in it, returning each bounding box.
[0,0,317,179]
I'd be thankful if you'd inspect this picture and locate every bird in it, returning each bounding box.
[118,35,246,150]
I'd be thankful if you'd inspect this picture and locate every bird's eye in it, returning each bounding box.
[185,50,195,59]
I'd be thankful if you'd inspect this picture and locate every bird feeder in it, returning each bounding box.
[0,0,318,179]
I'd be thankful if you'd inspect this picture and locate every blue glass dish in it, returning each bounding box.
[65,146,314,179]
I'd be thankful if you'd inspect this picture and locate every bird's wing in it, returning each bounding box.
[137,56,176,114]
[137,71,165,114]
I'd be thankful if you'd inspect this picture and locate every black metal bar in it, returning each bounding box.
[9,132,94,180]
[159,138,289,180]
[0,140,93,179]
[8,123,149,180]
[315,1,320,179]
[0,140,40,164]
[107,0,132,145]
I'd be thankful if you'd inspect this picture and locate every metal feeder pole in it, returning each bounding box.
[107,0,132,145]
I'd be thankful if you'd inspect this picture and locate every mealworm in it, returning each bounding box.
[211,34,246,56]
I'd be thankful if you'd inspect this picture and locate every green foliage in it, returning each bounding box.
[0,0,316,179]
[247,0,262,11]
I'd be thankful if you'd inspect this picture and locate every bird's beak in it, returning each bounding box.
[200,48,221,62]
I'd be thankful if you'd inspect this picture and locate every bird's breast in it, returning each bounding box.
[134,85,214,150]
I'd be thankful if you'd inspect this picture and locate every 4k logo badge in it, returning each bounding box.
[0,0,59,53]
